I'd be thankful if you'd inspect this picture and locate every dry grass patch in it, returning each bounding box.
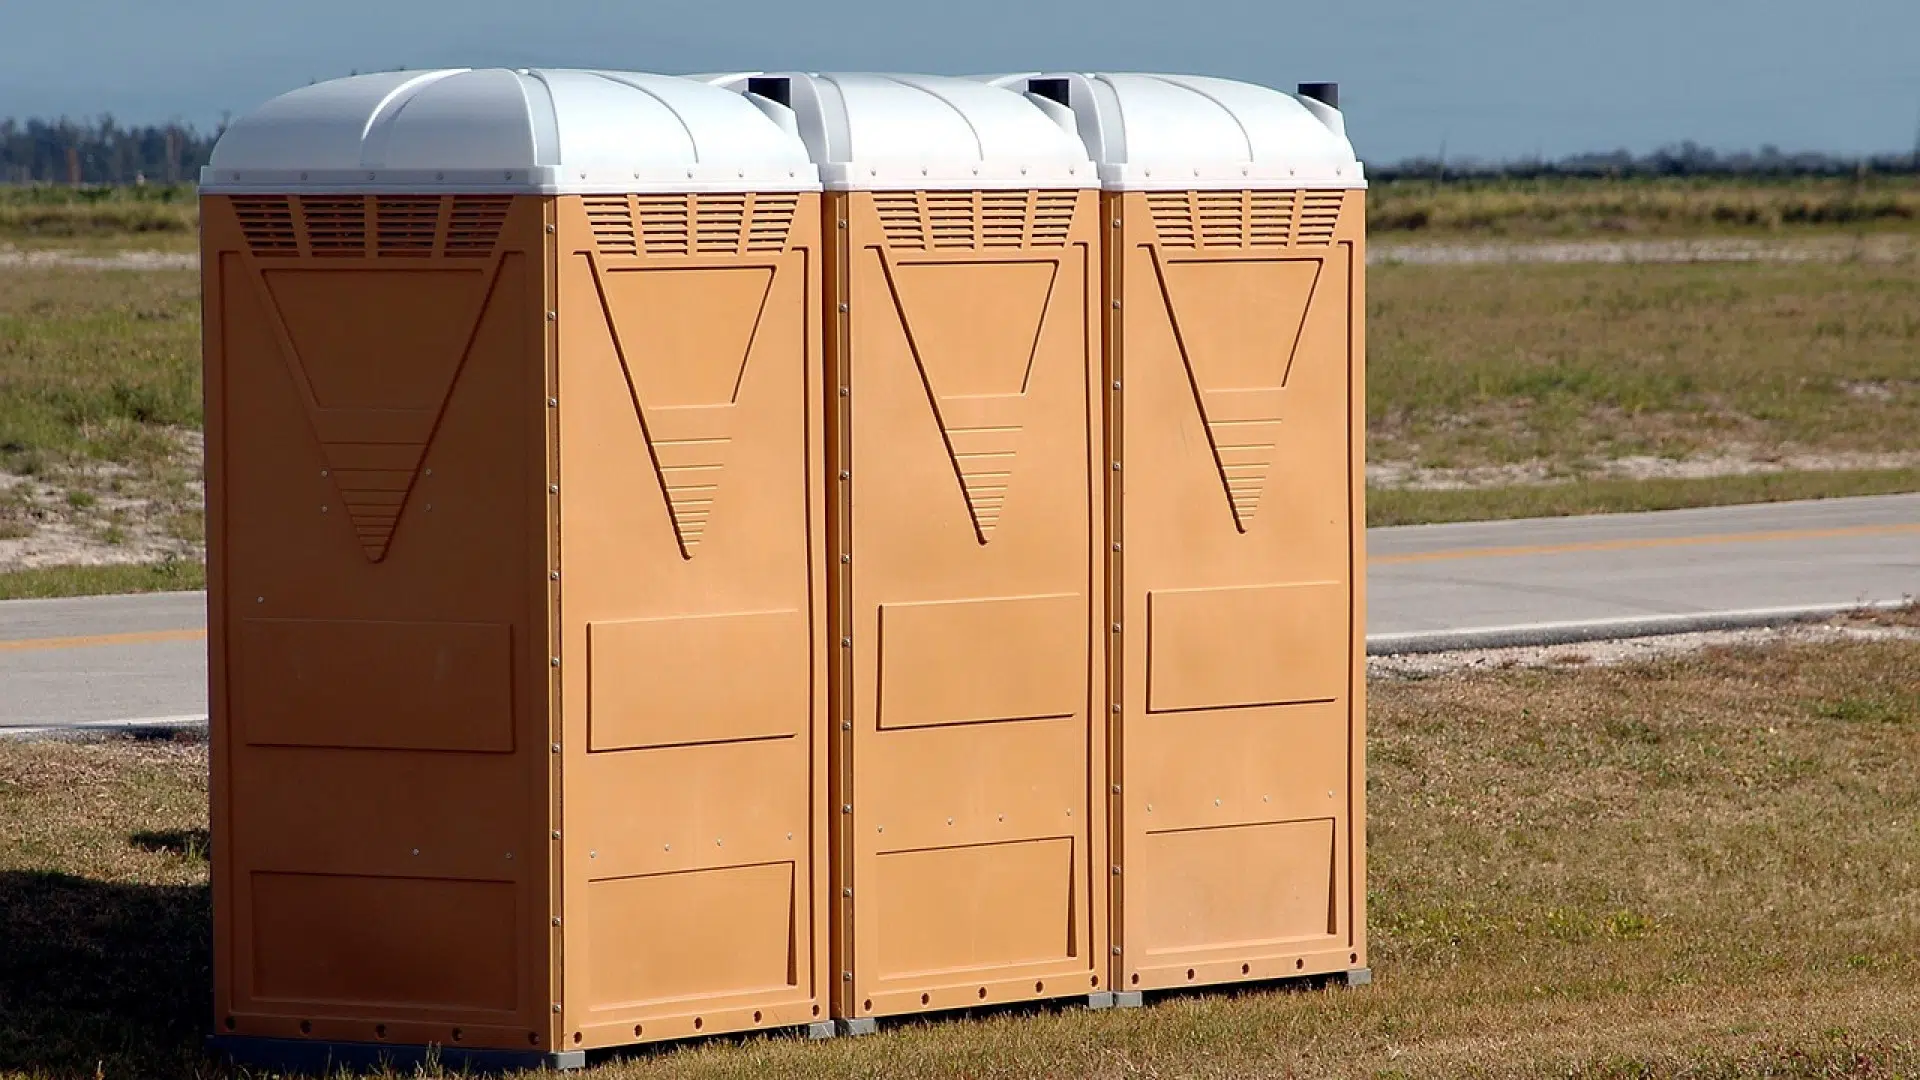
[4,637,1919,1078]
[1369,257,1920,474]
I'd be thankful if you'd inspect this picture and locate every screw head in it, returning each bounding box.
[551,830,561,839]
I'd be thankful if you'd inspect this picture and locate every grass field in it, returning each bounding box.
[1368,175,1920,238]
[4,624,1917,1078]
[1,183,1918,594]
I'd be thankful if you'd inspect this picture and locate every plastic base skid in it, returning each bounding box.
[1345,967,1373,987]
[836,1017,880,1037]
[208,1034,587,1073]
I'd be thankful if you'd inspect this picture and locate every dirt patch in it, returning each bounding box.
[1372,234,1919,266]
[0,245,197,271]
[0,429,202,573]
[1368,448,1920,491]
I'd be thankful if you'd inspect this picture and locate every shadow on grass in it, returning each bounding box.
[129,828,211,860]
[0,870,213,1079]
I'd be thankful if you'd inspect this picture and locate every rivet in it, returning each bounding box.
[1112,380,1122,390]
[435,172,444,181]
[838,303,849,313]
[551,830,561,839]
[839,387,849,396]
[843,972,853,981]
[1112,218,1122,228]
[1112,461,1121,471]
[551,917,562,926]
[550,571,560,580]
[424,468,432,477]
[589,850,596,858]
[838,220,848,228]
[506,851,514,859]
[841,721,852,730]
[843,887,853,897]
[411,848,420,856]
[1111,784,1122,794]
[840,554,850,564]
[424,504,433,512]
[715,838,723,847]
[841,637,852,647]
[842,804,852,814]
[877,826,884,833]
[320,469,329,477]
[551,743,561,753]
[549,484,559,494]
[1111,865,1122,875]
[552,1004,562,1013]
[1112,542,1121,551]
[546,311,557,320]
[320,505,329,513]
[839,471,850,480]
[546,224,555,233]
[947,817,954,826]
[1146,804,1153,812]
[1112,623,1122,633]
[1112,299,1121,309]
[1215,798,1222,807]
[547,397,558,407]
[1112,946,1123,955]
[550,657,561,667]
[255,597,264,604]
[1329,790,1336,798]
[787,832,793,840]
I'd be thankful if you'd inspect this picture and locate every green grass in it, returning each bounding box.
[1368,258,1920,470]
[0,560,204,600]
[0,266,200,474]
[0,185,197,241]
[5,635,1920,1078]
[1369,175,1920,238]
[1367,467,1920,527]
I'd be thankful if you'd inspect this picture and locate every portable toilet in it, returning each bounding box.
[707,72,1108,1030]
[199,68,830,1068]
[990,72,1370,1002]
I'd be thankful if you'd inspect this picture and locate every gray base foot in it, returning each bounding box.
[805,1021,836,1040]
[837,1017,879,1037]
[1344,967,1373,987]
[1086,991,1116,1009]
[1111,991,1144,1008]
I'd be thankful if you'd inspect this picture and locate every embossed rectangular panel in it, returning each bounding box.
[237,619,514,751]
[873,839,1075,978]
[833,189,1105,1020]
[584,863,797,1008]
[249,872,518,1011]
[878,594,1083,729]
[589,610,808,750]
[1133,819,1336,954]
[1109,189,1367,994]
[1146,583,1348,713]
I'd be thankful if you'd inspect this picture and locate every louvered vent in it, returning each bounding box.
[586,194,798,257]
[299,196,369,256]
[445,197,510,257]
[874,192,1079,250]
[1147,191,1346,249]
[230,195,510,258]
[233,197,297,256]
[1296,191,1345,245]
[376,197,440,257]
[583,195,638,256]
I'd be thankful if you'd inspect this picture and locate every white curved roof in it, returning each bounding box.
[201,69,819,194]
[986,73,1363,191]
[704,73,1094,191]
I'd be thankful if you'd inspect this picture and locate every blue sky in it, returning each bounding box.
[4,0,1918,162]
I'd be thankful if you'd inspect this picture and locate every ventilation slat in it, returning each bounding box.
[1149,190,1342,248]
[875,191,1077,250]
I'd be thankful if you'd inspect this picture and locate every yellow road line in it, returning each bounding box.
[1370,522,1920,566]
[0,628,207,654]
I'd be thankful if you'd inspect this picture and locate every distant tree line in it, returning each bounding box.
[1370,140,1920,182]
[2,116,1917,186]
[0,117,221,185]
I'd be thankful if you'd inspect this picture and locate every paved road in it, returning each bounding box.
[2,494,1916,734]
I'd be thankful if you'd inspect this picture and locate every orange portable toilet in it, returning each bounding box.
[199,68,830,1070]
[993,73,1370,1002]
[710,73,1108,1031]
